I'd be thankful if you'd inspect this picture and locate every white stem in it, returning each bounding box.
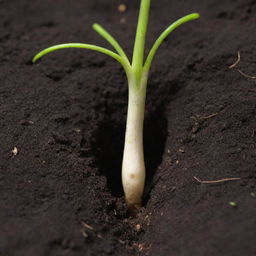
[122,73,148,213]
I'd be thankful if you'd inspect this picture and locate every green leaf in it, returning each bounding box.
[92,23,130,63]
[32,43,131,74]
[144,13,200,72]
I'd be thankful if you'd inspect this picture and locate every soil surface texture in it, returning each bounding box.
[1,0,256,255]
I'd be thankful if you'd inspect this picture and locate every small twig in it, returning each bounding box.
[229,51,241,69]
[200,113,218,120]
[194,176,241,184]
[190,113,218,121]
[229,52,256,80]
[81,221,94,230]
[237,69,256,80]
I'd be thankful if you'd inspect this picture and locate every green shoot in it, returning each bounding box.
[144,13,200,72]
[132,0,151,82]
[32,0,200,215]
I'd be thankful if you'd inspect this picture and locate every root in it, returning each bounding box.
[229,51,241,69]
[237,69,256,79]
[193,176,241,184]
[229,51,256,80]
[199,113,218,120]
[190,113,218,121]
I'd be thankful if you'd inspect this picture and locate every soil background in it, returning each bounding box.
[0,0,256,255]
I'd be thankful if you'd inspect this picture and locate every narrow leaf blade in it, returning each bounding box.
[32,43,131,74]
[92,23,130,63]
[144,13,200,72]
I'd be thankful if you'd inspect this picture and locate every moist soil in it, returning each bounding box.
[1,0,256,255]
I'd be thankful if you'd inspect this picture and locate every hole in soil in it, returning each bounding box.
[91,106,168,199]
[143,106,168,202]
[91,77,183,200]
[92,119,126,197]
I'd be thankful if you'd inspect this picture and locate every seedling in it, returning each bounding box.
[33,0,199,214]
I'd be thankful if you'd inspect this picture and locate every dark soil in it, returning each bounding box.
[1,0,256,255]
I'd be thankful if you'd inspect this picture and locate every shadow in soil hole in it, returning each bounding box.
[91,78,183,202]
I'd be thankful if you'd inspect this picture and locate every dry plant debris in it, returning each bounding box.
[237,69,256,79]
[81,221,94,230]
[190,112,218,121]
[194,176,241,184]
[11,147,18,156]
[229,51,256,80]
[229,51,241,69]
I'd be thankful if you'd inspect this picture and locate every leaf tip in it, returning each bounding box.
[92,23,100,30]
[32,52,42,63]
[32,55,38,63]
[193,13,200,19]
